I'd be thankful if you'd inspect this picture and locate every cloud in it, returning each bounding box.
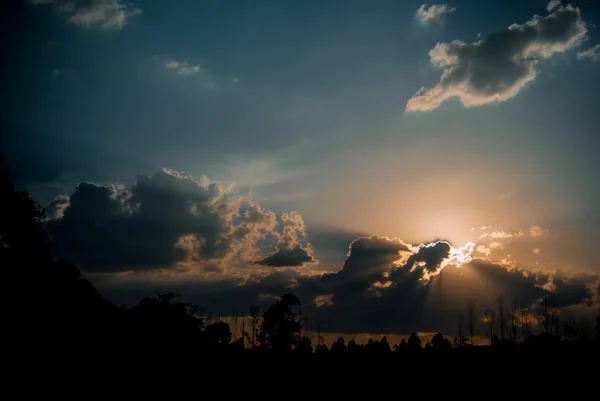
[254,212,317,267]
[39,169,599,337]
[415,4,456,25]
[215,156,302,188]
[406,3,588,111]
[46,169,316,275]
[95,234,599,337]
[31,0,142,30]
[546,0,561,12]
[164,59,202,76]
[529,225,545,237]
[480,230,518,240]
[314,294,334,307]
[46,194,70,220]
[577,44,600,62]
[255,245,316,267]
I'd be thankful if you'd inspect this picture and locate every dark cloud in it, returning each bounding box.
[407,1,588,111]
[255,245,315,267]
[46,194,70,220]
[46,169,314,274]
[402,241,450,274]
[91,232,598,336]
[329,235,410,282]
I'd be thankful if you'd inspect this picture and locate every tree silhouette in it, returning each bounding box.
[259,293,302,352]
[393,339,407,353]
[407,333,422,351]
[484,308,495,345]
[1,155,118,351]
[295,336,313,354]
[467,299,476,346]
[348,339,360,353]
[454,310,468,347]
[315,343,329,355]
[380,336,391,353]
[331,337,347,354]
[431,332,452,350]
[203,321,232,346]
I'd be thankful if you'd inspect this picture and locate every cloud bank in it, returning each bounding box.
[45,170,598,337]
[94,234,599,336]
[416,4,456,25]
[31,0,142,30]
[406,2,588,111]
[46,169,316,275]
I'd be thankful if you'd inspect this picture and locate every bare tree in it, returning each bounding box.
[454,310,467,347]
[317,321,324,347]
[245,305,260,348]
[483,308,495,344]
[233,313,238,342]
[538,297,559,335]
[467,299,476,346]
[520,300,531,340]
[498,295,506,341]
[511,299,518,342]
[240,312,248,348]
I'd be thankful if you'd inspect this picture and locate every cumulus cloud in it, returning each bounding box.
[577,44,600,62]
[254,212,317,267]
[31,0,142,30]
[415,4,456,25]
[406,2,588,111]
[46,169,315,275]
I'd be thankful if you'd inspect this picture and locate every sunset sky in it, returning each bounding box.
[3,0,599,339]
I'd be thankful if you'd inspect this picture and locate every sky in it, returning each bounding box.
[2,0,600,339]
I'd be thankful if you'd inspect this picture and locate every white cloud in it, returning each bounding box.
[406,3,588,111]
[546,0,561,12]
[416,4,456,25]
[164,59,202,76]
[577,44,600,62]
[31,0,142,30]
